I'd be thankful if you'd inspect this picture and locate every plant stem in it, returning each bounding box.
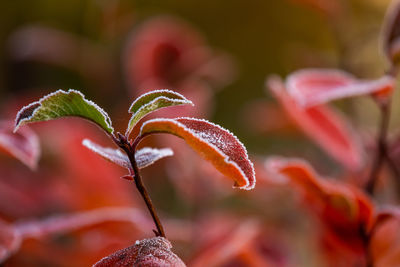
[366,101,391,194]
[115,133,165,238]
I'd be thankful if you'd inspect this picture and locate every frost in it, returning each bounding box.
[82,139,130,169]
[126,89,193,136]
[135,147,174,169]
[82,139,173,170]
[93,236,186,267]
[140,117,256,190]
[14,89,114,135]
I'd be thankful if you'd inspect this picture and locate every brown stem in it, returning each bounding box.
[366,101,391,195]
[114,133,165,237]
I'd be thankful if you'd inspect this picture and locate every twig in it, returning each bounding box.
[114,133,165,238]
[366,101,391,194]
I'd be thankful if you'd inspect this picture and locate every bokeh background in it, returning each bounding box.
[0,0,397,266]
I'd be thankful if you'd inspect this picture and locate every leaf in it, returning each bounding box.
[93,236,186,267]
[14,89,114,135]
[0,120,40,170]
[286,69,395,107]
[135,147,174,169]
[15,207,151,239]
[267,75,364,170]
[382,0,400,68]
[369,207,400,267]
[126,89,193,136]
[0,220,21,264]
[189,220,260,267]
[140,117,255,190]
[265,157,374,254]
[82,138,173,169]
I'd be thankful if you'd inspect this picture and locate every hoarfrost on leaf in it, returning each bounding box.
[14,89,114,135]
[82,139,173,170]
[140,117,255,190]
[126,89,193,136]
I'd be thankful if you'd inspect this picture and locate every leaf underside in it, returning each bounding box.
[82,138,173,170]
[126,89,193,136]
[140,117,255,190]
[14,89,114,135]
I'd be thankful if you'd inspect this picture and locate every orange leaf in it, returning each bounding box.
[140,117,255,190]
[267,76,364,170]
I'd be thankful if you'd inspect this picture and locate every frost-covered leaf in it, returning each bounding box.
[140,117,255,190]
[0,120,40,170]
[0,220,21,264]
[382,0,400,68]
[82,139,173,169]
[135,147,174,169]
[93,236,186,267]
[82,139,130,169]
[267,75,364,170]
[14,90,114,135]
[126,89,193,136]
[286,69,395,107]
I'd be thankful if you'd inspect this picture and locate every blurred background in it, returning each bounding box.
[0,0,396,266]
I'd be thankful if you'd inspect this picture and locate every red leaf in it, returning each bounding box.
[189,220,260,267]
[15,207,151,239]
[0,120,40,170]
[93,237,186,267]
[286,69,395,107]
[267,76,364,170]
[0,220,21,264]
[370,207,400,267]
[141,117,255,190]
[266,157,374,255]
[124,16,234,93]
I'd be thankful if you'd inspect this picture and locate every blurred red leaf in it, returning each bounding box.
[0,220,21,264]
[266,157,374,257]
[93,236,186,267]
[82,138,173,170]
[124,16,234,93]
[286,69,395,107]
[267,76,364,170]
[189,220,261,267]
[141,117,255,190]
[370,207,400,267]
[0,120,40,170]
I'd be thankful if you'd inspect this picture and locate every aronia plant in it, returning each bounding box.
[13,89,255,266]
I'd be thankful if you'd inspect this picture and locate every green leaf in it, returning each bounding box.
[125,90,193,136]
[14,90,114,135]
